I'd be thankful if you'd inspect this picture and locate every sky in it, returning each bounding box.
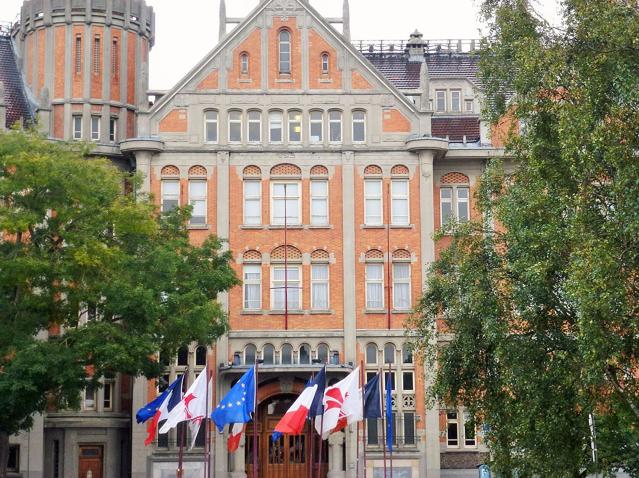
[0,0,562,90]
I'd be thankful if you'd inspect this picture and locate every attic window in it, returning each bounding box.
[240,53,249,75]
[321,53,329,75]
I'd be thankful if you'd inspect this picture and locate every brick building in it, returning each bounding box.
[2,0,506,477]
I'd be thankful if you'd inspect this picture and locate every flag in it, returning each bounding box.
[274,367,326,437]
[159,367,211,449]
[363,372,382,419]
[136,375,183,446]
[385,371,393,452]
[228,423,246,453]
[211,366,256,432]
[315,367,362,439]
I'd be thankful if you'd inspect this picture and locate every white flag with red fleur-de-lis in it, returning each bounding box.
[315,367,363,439]
[159,366,210,448]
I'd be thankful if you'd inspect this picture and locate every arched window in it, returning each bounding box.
[177,346,189,366]
[299,344,311,364]
[240,52,249,75]
[281,344,293,365]
[279,30,291,74]
[204,111,218,143]
[309,110,323,144]
[329,110,342,143]
[384,343,396,364]
[366,343,378,365]
[263,344,275,365]
[402,343,413,364]
[321,53,329,74]
[352,110,366,143]
[317,344,329,364]
[228,110,242,143]
[244,344,257,365]
[365,250,384,309]
[269,111,284,143]
[195,346,207,366]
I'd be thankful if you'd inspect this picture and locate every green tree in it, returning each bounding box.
[410,0,639,475]
[0,131,239,476]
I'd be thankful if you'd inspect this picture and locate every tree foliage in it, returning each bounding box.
[0,131,239,467]
[410,0,639,475]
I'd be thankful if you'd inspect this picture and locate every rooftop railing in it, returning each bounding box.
[0,21,13,36]
[353,39,480,55]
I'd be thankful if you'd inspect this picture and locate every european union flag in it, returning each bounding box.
[363,372,382,419]
[385,371,393,452]
[212,366,256,432]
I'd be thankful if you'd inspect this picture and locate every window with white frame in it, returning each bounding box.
[465,99,474,112]
[271,182,301,225]
[402,371,414,392]
[240,53,249,75]
[456,187,469,221]
[352,110,366,143]
[188,180,207,225]
[279,30,291,74]
[73,115,83,140]
[310,180,328,225]
[451,90,462,112]
[435,90,446,112]
[329,110,342,143]
[229,111,242,143]
[243,264,261,310]
[91,116,100,141]
[271,265,301,310]
[248,111,261,143]
[446,409,477,448]
[392,262,411,310]
[440,186,470,224]
[365,262,384,309]
[269,111,283,143]
[288,111,302,143]
[464,411,477,446]
[391,179,409,225]
[161,180,180,212]
[204,111,218,143]
[364,180,383,226]
[311,263,329,310]
[109,117,117,142]
[446,410,460,446]
[103,381,113,410]
[83,384,96,410]
[243,180,261,225]
[309,111,323,143]
[321,53,329,74]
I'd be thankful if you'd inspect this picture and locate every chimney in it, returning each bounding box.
[406,30,425,62]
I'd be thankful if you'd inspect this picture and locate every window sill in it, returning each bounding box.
[187,224,210,230]
[240,225,265,230]
[275,78,294,83]
[308,224,332,229]
[268,225,303,230]
[364,309,386,314]
[392,309,413,314]
[240,310,265,315]
[318,78,333,84]
[309,309,333,315]
[390,224,414,229]
[239,79,252,83]
[268,310,305,315]
[361,225,385,229]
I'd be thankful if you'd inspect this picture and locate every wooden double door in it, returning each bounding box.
[78,445,103,478]
[246,395,328,478]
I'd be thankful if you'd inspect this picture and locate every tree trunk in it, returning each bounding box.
[0,429,9,478]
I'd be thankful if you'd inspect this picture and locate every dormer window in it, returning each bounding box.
[279,30,291,74]
[321,53,329,75]
[240,53,249,75]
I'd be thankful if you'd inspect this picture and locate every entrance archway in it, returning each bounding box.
[245,393,328,478]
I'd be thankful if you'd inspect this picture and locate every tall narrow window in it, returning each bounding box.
[328,110,342,143]
[440,186,470,224]
[243,181,262,225]
[451,90,462,112]
[309,111,323,143]
[465,99,474,112]
[436,90,446,112]
[321,53,329,74]
[352,111,366,143]
[317,344,329,363]
[245,344,256,365]
[364,180,383,226]
[83,384,96,410]
[271,265,301,310]
[75,34,82,74]
[384,344,396,364]
[103,382,113,410]
[440,187,453,224]
[311,263,329,310]
[229,111,242,143]
[240,53,249,75]
[91,116,100,141]
[447,411,460,447]
[281,344,293,365]
[288,111,302,143]
[456,187,469,221]
[248,111,261,143]
[161,180,180,212]
[269,111,283,143]
[464,411,477,446]
[109,117,117,142]
[112,39,119,78]
[243,265,261,310]
[204,111,218,143]
[392,262,411,310]
[271,182,300,225]
[299,344,311,364]
[188,180,207,225]
[93,35,101,74]
[391,179,409,225]
[279,30,291,74]
[365,344,378,365]
[73,115,83,140]
[404,412,416,445]
[310,180,329,225]
[263,344,275,364]
[365,263,384,309]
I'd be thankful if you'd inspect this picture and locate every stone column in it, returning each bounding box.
[327,431,345,478]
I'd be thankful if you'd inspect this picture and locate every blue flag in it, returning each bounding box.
[363,372,382,419]
[135,375,183,424]
[385,371,393,452]
[212,367,256,432]
[308,366,327,418]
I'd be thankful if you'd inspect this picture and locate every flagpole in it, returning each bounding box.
[387,362,394,478]
[359,362,367,478]
[253,361,261,478]
[308,369,315,478]
[204,362,211,478]
[177,367,189,478]
[379,367,387,478]
[317,384,326,478]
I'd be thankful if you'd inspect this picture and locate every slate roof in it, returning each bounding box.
[0,35,35,129]
[363,52,481,90]
[432,117,481,143]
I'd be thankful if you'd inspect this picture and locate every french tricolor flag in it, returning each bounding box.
[228,423,246,452]
[273,367,326,437]
[135,375,183,446]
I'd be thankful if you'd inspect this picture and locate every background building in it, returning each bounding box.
[2,0,506,477]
